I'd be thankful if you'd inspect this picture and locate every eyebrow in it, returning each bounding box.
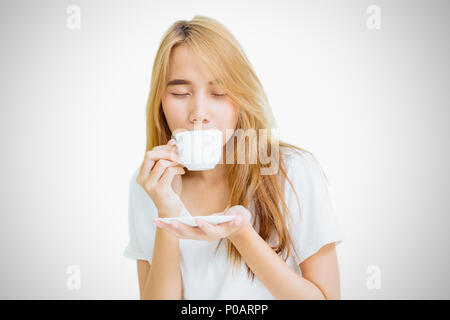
[167,79,220,86]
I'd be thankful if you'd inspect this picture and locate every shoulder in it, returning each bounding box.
[279,145,332,205]
[280,146,326,183]
[279,147,344,265]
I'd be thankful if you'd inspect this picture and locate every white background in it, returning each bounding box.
[0,0,449,299]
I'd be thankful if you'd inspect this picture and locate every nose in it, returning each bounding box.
[189,114,209,125]
[189,104,210,125]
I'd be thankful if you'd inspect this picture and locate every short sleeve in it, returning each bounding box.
[283,149,345,266]
[123,167,159,263]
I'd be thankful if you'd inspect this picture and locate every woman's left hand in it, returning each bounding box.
[153,205,252,242]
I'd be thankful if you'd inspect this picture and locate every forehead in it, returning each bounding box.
[167,45,213,84]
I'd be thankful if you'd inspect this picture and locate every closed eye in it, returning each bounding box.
[171,93,227,97]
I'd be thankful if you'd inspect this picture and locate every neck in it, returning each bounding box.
[184,163,227,185]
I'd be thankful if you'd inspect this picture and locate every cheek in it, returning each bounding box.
[161,98,186,130]
[214,102,239,142]
[215,103,238,127]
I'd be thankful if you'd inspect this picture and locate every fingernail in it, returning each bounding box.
[171,222,178,229]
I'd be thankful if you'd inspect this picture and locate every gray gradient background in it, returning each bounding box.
[0,0,449,299]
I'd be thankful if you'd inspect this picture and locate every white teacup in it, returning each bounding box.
[172,129,223,171]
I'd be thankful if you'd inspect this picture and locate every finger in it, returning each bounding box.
[158,166,185,187]
[232,215,242,226]
[159,139,181,157]
[138,156,156,183]
[196,219,227,239]
[166,139,182,159]
[152,141,180,155]
[139,150,180,183]
[154,220,187,239]
[146,146,182,165]
[173,221,210,240]
[146,159,181,186]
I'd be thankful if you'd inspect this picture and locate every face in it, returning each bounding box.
[161,44,239,146]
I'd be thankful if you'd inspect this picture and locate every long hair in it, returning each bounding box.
[145,15,311,281]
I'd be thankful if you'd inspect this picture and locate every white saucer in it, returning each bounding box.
[155,215,236,227]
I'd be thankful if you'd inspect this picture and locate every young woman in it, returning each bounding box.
[123,16,344,300]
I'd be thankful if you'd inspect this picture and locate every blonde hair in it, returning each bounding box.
[145,15,311,281]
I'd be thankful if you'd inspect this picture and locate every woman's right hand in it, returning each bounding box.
[136,139,186,218]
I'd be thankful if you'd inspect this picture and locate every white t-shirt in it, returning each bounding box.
[123,147,345,299]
